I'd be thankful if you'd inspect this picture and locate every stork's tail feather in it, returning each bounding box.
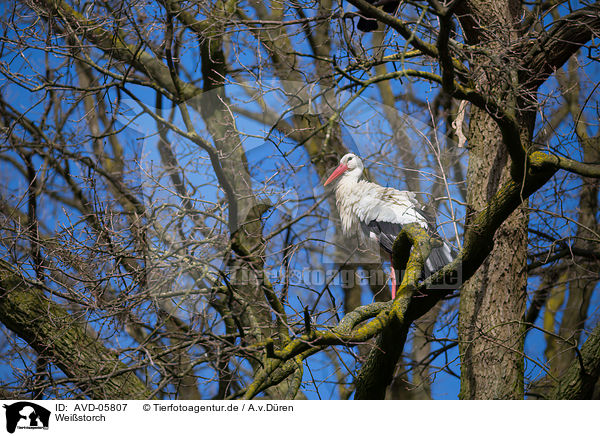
[424,242,454,277]
[389,241,454,298]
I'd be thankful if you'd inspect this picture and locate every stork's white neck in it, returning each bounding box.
[333,172,366,236]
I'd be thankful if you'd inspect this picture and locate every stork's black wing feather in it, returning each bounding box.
[362,218,455,281]
[425,244,454,275]
[360,220,402,254]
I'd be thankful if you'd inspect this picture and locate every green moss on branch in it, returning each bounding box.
[0,260,154,399]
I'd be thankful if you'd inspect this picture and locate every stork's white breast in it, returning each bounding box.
[335,180,428,236]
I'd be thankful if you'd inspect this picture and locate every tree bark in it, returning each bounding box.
[457,0,529,399]
[458,108,529,399]
[551,323,600,399]
[0,261,154,399]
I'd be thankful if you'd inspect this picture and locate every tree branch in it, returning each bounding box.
[522,2,600,88]
[551,321,600,399]
[0,260,155,399]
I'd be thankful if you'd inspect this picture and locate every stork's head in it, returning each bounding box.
[324,153,364,186]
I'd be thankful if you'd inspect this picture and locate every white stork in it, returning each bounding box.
[324,153,453,299]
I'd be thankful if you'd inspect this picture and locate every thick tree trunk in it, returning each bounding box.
[458,108,529,399]
[457,0,529,399]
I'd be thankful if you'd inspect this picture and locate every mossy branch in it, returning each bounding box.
[0,260,155,399]
[355,223,431,399]
[551,322,600,399]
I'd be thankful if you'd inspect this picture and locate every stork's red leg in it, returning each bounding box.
[389,253,397,299]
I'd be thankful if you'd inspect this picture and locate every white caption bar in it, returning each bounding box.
[0,400,595,435]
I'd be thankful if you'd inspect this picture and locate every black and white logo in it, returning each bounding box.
[3,402,50,433]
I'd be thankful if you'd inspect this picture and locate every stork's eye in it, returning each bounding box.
[348,156,353,161]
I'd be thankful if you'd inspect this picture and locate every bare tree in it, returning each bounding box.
[0,0,598,400]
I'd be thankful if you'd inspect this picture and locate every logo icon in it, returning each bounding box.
[3,402,50,433]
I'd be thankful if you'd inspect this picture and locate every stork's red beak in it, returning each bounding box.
[324,163,348,186]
